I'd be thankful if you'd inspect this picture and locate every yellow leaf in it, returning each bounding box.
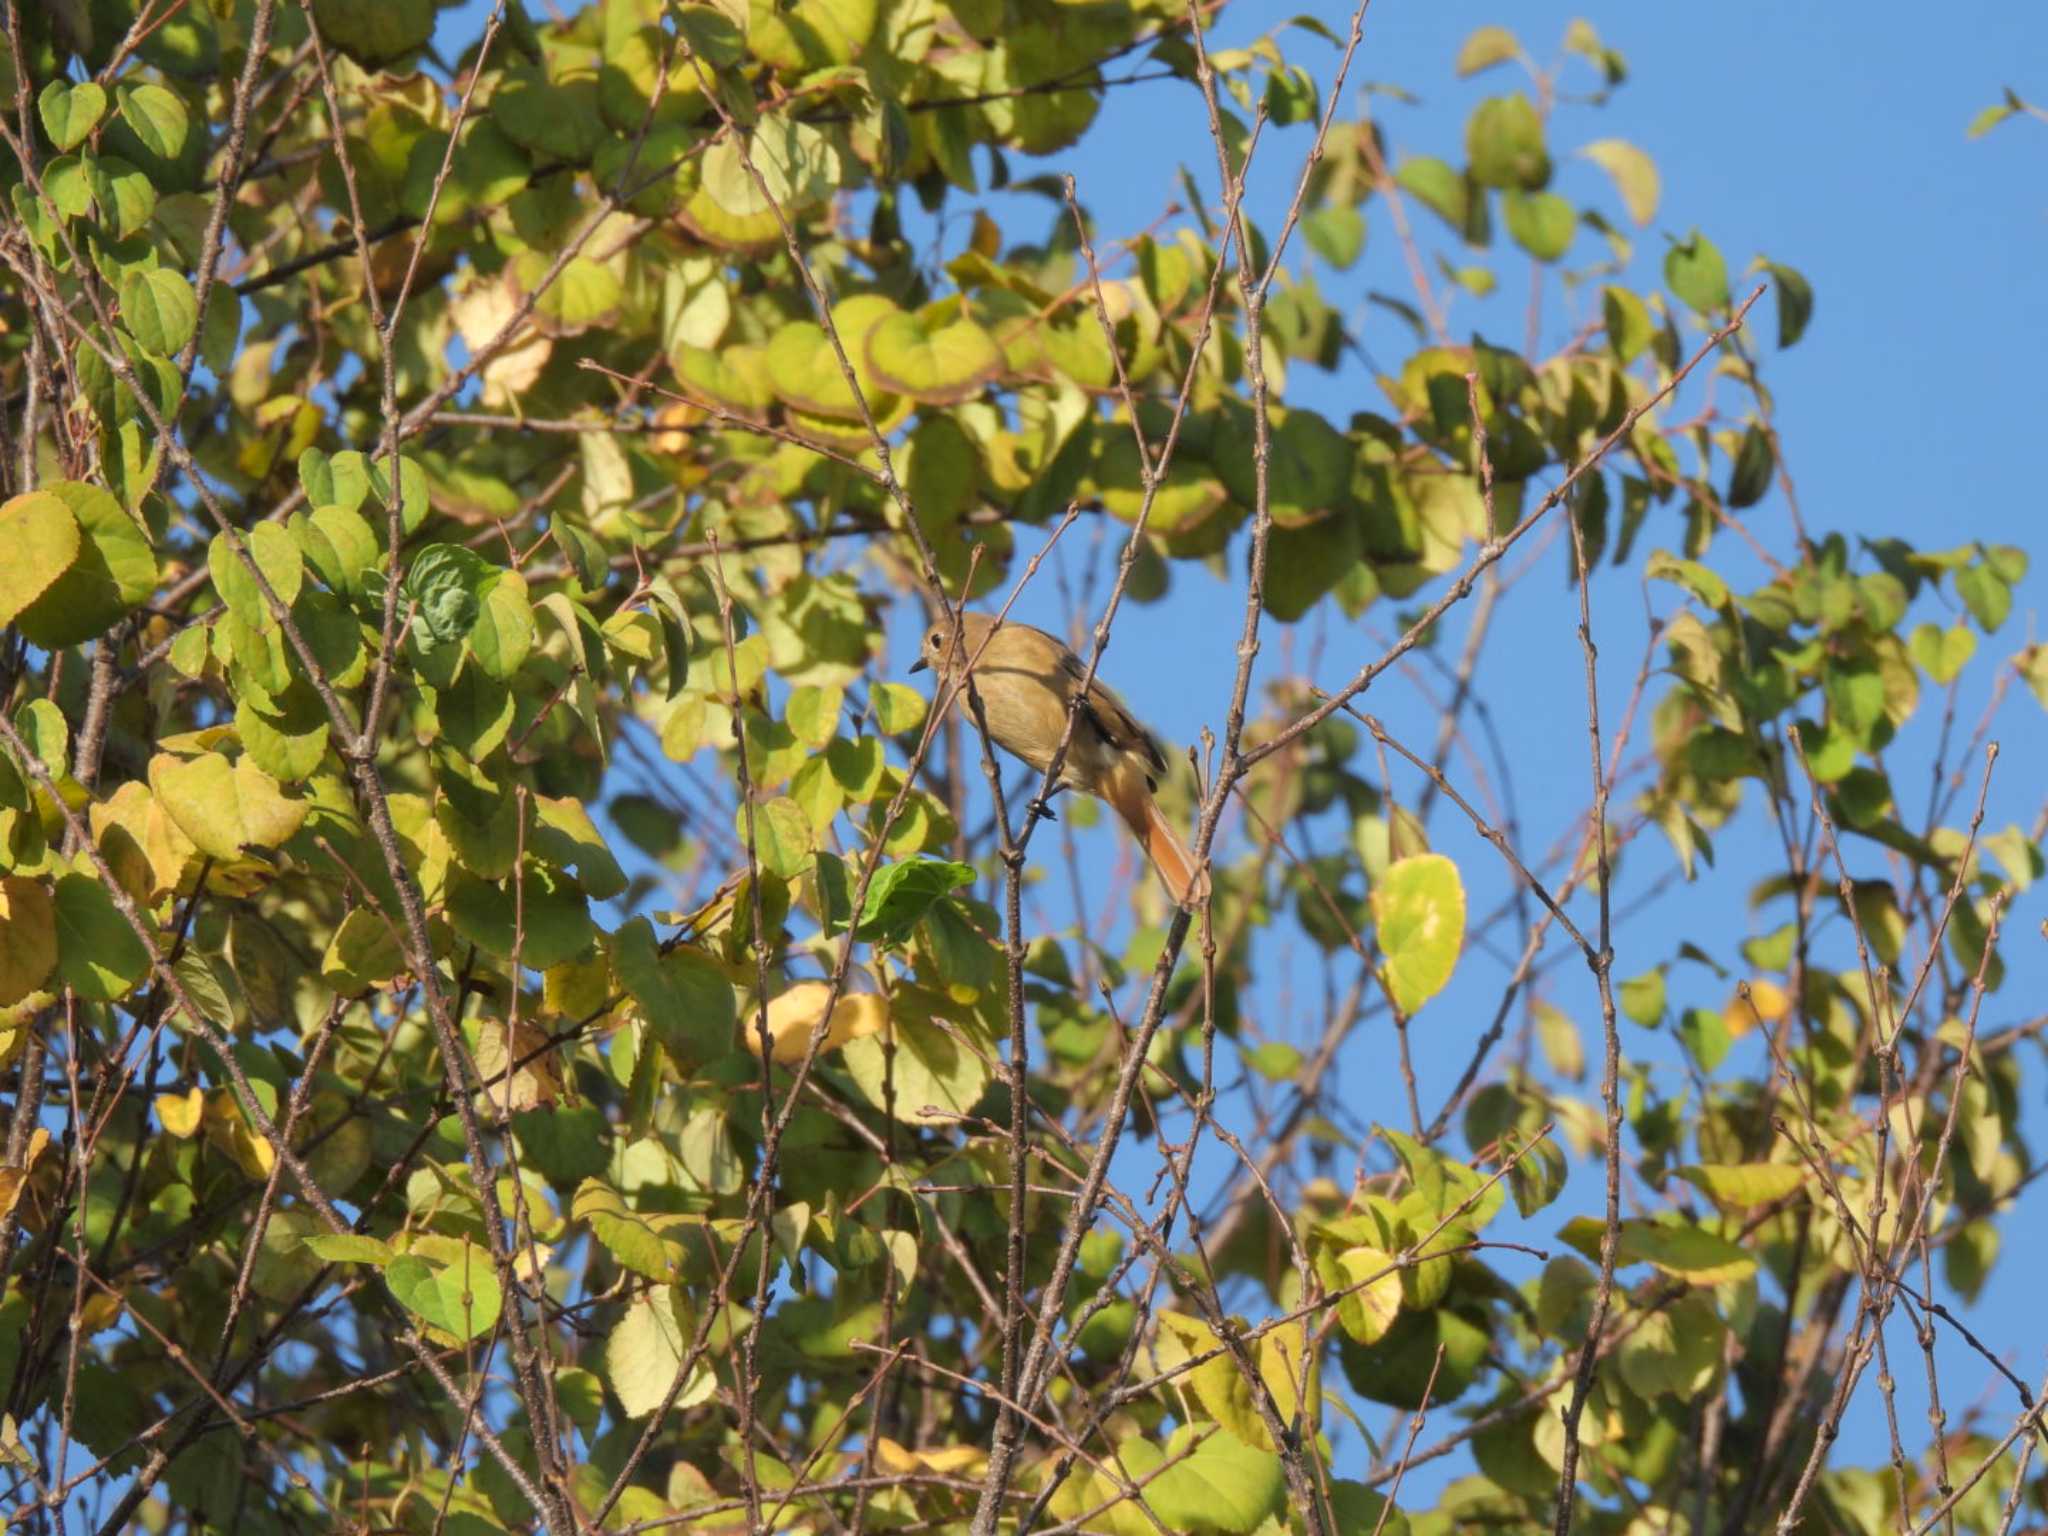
[544,950,613,1020]
[1722,978,1788,1038]
[156,1086,205,1138]
[874,1438,988,1476]
[204,1090,276,1179]
[746,981,887,1064]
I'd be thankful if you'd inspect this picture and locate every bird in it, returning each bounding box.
[910,612,1209,908]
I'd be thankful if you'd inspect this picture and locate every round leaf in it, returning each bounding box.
[864,312,1000,406]
[0,493,81,628]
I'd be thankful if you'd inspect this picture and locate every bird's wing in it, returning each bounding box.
[1053,648,1168,780]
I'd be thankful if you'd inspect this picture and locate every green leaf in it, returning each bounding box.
[1725,425,1775,509]
[785,684,842,749]
[320,908,407,994]
[309,0,435,65]
[871,682,928,736]
[1120,1427,1286,1535]
[1910,623,1975,685]
[1454,25,1520,77]
[1502,190,1574,261]
[386,1245,501,1341]
[766,320,866,419]
[470,571,535,680]
[1769,261,1814,347]
[1327,1481,1410,1536]
[1647,550,1730,609]
[737,796,812,880]
[53,872,151,1002]
[120,267,198,356]
[436,666,514,760]
[38,81,107,152]
[1617,1293,1725,1401]
[300,447,371,514]
[115,83,190,161]
[1619,968,1666,1027]
[300,1233,397,1266]
[703,115,840,217]
[605,1287,713,1417]
[1465,94,1550,190]
[1371,854,1465,1015]
[444,864,594,971]
[1578,139,1660,226]
[0,492,81,627]
[17,701,67,782]
[1602,285,1652,362]
[1302,204,1366,270]
[1619,1220,1757,1284]
[1331,1246,1404,1345]
[1664,230,1730,313]
[1955,562,2012,632]
[1394,156,1469,236]
[857,859,974,944]
[88,156,155,240]
[209,523,302,625]
[366,453,431,535]
[841,1010,989,1124]
[404,544,493,650]
[15,483,159,648]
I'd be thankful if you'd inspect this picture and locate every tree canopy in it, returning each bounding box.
[1,1,2046,1534]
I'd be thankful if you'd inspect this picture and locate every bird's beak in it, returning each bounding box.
[909,656,928,674]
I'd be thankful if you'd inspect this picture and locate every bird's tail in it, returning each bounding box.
[1103,763,1210,909]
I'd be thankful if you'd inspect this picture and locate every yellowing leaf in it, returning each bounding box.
[1372,854,1466,1015]
[0,877,58,1009]
[1673,1162,1805,1210]
[745,981,887,1065]
[149,751,307,862]
[841,1010,989,1124]
[1579,139,1661,226]
[1455,25,1520,76]
[450,272,552,407]
[320,908,409,995]
[0,493,81,628]
[864,311,1000,406]
[1332,1246,1404,1345]
[1617,1293,1725,1401]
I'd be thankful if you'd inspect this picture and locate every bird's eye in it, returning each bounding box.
[927,634,939,649]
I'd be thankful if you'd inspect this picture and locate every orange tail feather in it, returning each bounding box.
[1104,766,1210,908]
